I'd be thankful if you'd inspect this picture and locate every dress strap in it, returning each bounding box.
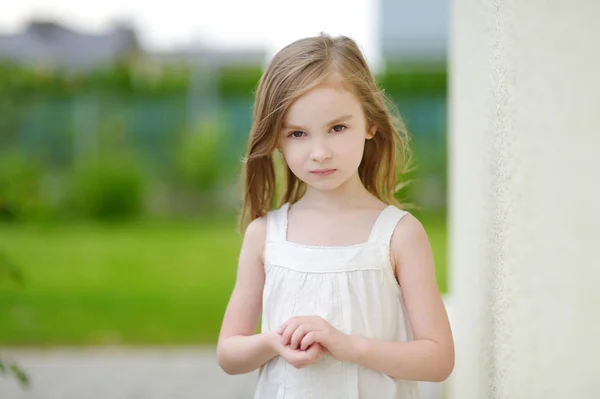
[367,205,409,245]
[266,202,290,243]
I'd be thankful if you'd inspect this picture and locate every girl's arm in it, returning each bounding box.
[216,217,278,375]
[281,214,454,382]
[349,214,455,381]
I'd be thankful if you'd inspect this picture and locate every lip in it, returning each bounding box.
[310,169,336,176]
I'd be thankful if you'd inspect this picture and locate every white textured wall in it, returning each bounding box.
[449,1,600,398]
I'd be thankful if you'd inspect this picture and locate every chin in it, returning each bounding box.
[304,176,349,192]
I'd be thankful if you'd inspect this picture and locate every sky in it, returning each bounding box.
[1,0,380,67]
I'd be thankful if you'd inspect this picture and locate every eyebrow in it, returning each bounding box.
[282,114,353,130]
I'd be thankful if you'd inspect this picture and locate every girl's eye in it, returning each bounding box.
[331,124,346,133]
[289,131,305,138]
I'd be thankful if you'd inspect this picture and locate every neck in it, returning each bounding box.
[299,172,374,210]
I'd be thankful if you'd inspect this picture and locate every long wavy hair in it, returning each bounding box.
[240,33,411,231]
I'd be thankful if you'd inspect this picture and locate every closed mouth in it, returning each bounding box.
[310,169,336,175]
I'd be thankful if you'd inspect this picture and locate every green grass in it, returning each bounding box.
[0,215,447,346]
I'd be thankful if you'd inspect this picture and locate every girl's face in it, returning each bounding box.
[278,80,375,193]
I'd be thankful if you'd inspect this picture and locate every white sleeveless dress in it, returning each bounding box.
[254,203,420,399]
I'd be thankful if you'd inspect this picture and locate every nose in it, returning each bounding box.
[310,140,332,163]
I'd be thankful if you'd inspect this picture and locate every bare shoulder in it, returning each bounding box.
[393,212,428,242]
[390,212,433,271]
[242,216,268,262]
[245,216,267,241]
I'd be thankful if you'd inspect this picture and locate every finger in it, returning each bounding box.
[280,323,298,345]
[313,344,324,361]
[277,321,289,334]
[305,341,323,362]
[278,316,302,334]
[290,326,308,350]
[287,347,312,369]
[299,331,317,351]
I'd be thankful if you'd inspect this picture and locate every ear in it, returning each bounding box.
[366,124,376,139]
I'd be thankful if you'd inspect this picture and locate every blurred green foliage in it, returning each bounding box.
[0,61,447,98]
[379,62,447,95]
[0,60,447,221]
[174,117,230,194]
[68,155,146,220]
[0,153,46,222]
[217,66,264,96]
[0,62,190,98]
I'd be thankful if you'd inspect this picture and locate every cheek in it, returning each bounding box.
[280,142,307,168]
[335,135,366,163]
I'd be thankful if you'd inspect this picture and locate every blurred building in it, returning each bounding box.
[0,19,141,70]
[0,19,267,71]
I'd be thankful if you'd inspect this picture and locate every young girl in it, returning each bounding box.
[216,33,454,399]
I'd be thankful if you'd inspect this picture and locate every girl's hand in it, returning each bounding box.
[278,316,353,362]
[271,331,324,368]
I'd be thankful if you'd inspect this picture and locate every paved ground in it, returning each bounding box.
[0,347,447,399]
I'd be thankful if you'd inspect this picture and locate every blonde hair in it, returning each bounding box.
[240,33,411,231]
